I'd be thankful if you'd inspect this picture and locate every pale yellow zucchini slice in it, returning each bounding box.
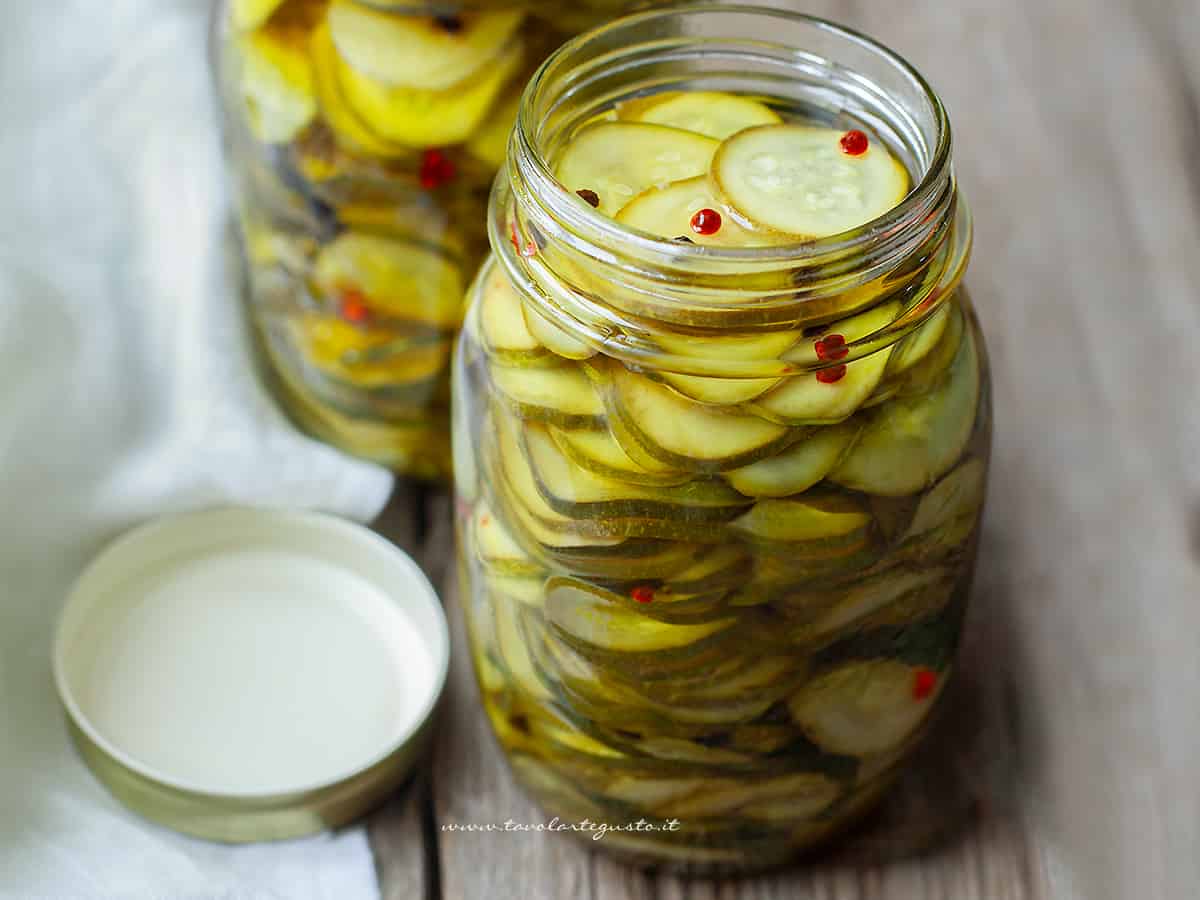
[555,122,718,215]
[713,124,909,236]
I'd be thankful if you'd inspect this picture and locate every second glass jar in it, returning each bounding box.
[454,6,991,871]
[214,0,666,478]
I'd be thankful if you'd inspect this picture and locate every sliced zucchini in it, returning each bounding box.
[311,232,465,329]
[807,567,955,640]
[311,23,410,157]
[632,91,782,140]
[521,304,597,361]
[485,572,545,608]
[336,33,524,147]
[788,659,947,756]
[494,595,553,702]
[603,363,793,471]
[546,578,735,655]
[477,262,551,366]
[291,318,452,386]
[896,302,965,397]
[492,364,605,428]
[659,543,752,596]
[657,772,839,821]
[731,495,873,544]
[549,425,691,487]
[328,1,524,90]
[231,0,288,31]
[657,372,782,405]
[889,303,950,376]
[829,325,980,496]
[544,575,724,628]
[474,501,542,577]
[724,421,860,497]
[235,24,316,143]
[555,122,719,215]
[713,124,910,237]
[615,176,780,248]
[655,328,801,362]
[902,456,986,551]
[753,302,900,425]
[522,423,749,521]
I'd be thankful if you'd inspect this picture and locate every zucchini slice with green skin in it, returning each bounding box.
[555,122,719,215]
[522,422,750,522]
[484,572,545,608]
[544,575,726,626]
[902,457,986,559]
[905,456,987,539]
[656,772,840,821]
[327,1,524,91]
[549,425,691,487]
[804,567,956,642]
[888,303,951,377]
[546,578,736,655]
[731,495,873,544]
[473,501,543,577]
[725,421,860,497]
[488,436,707,578]
[603,363,794,471]
[753,302,901,425]
[658,372,783,406]
[896,303,964,397]
[494,594,553,702]
[616,176,784,248]
[829,324,980,496]
[659,544,753,595]
[477,262,552,367]
[491,364,606,429]
[655,328,802,363]
[521,304,597,361]
[788,659,947,756]
[631,91,783,140]
[713,124,910,237]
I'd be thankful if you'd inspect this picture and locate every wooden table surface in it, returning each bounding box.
[366,0,1200,897]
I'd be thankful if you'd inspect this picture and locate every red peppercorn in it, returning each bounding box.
[690,208,722,236]
[419,148,456,189]
[339,290,371,324]
[814,333,849,361]
[509,220,537,258]
[630,586,655,604]
[839,129,869,156]
[816,364,847,384]
[576,188,600,208]
[912,667,937,700]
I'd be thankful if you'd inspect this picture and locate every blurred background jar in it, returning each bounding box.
[212,0,660,479]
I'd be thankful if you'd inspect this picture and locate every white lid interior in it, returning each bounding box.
[54,507,449,797]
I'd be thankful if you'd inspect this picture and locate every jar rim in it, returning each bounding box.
[511,3,954,268]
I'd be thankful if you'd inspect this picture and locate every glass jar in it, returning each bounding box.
[212,0,661,478]
[453,5,990,871]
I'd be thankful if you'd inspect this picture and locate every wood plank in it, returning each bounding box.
[368,483,433,900]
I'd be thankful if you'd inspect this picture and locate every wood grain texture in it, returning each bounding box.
[371,0,1200,896]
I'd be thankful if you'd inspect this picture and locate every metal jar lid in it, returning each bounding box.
[53,507,449,843]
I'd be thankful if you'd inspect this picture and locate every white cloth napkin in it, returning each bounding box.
[0,0,395,896]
